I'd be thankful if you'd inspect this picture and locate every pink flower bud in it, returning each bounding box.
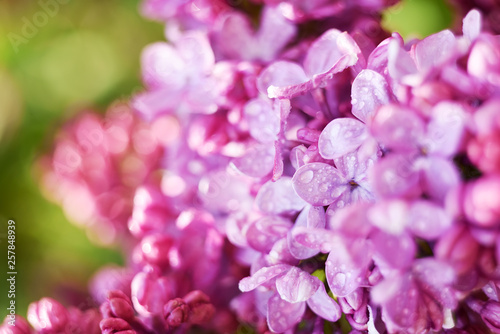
[27,298,69,333]
[99,318,134,334]
[131,271,175,316]
[183,291,216,325]
[1,315,32,334]
[163,298,189,328]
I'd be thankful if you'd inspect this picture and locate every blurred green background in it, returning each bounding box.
[0,0,453,322]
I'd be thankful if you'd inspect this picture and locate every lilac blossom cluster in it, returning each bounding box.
[2,0,500,333]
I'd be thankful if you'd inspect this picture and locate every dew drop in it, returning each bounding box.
[358,101,365,109]
[299,170,314,184]
[337,200,345,208]
[352,98,358,105]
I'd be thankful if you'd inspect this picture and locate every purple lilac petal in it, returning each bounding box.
[414,30,456,73]
[231,143,274,178]
[468,34,500,86]
[413,258,457,309]
[371,274,419,329]
[325,238,373,297]
[246,216,293,253]
[291,226,337,253]
[304,29,360,86]
[275,267,321,303]
[307,281,342,322]
[327,202,373,238]
[256,177,307,214]
[425,102,466,157]
[371,154,421,199]
[387,38,418,84]
[370,104,425,151]
[351,69,392,122]
[267,293,306,333]
[141,42,186,91]
[243,98,280,143]
[462,9,481,42]
[257,61,311,99]
[256,6,297,62]
[239,264,291,292]
[367,200,408,235]
[420,156,460,203]
[292,162,348,206]
[287,206,324,260]
[268,237,299,265]
[371,229,416,271]
[175,32,214,78]
[132,89,182,120]
[408,200,452,240]
[318,118,368,160]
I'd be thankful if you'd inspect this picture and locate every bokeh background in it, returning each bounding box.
[0,0,454,321]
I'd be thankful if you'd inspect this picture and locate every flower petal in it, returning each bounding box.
[370,104,425,151]
[425,102,466,157]
[351,69,391,123]
[307,280,342,322]
[267,293,306,333]
[326,238,372,297]
[414,30,456,73]
[231,143,274,178]
[256,177,307,214]
[292,162,347,206]
[318,118,368,160]
[257,61,311,99]
[304,29,360,84]
[276,267,321,303]
[246,216,293,253]
[372,230,416,271]
[291,226,337,253]
[244,98,280,143]
[408,200,452,240]
[239,264,291,292]
[141,42,186,91]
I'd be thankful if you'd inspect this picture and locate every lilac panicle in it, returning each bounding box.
[29,0,500,333]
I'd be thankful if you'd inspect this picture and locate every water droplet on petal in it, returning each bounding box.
[319,184,329,193]
[299,170,314,184]
[337,200,345,208]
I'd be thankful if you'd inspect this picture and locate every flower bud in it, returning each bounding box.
[99,318,134,334]
[163,298,189,328]
[183,291,215,325]
[1,315,32,334]
[482,301,500,332]
[106,291,135,321]
[131,270,175,316]
[27,298,69,333]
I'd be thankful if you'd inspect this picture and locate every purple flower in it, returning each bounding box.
[239,264,341,332]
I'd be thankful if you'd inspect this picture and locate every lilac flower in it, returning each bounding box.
[292,150,375,208]
[239,264,341,332]
[257,28,361,99]
[214,6,296,62]
[38,104,162,244]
